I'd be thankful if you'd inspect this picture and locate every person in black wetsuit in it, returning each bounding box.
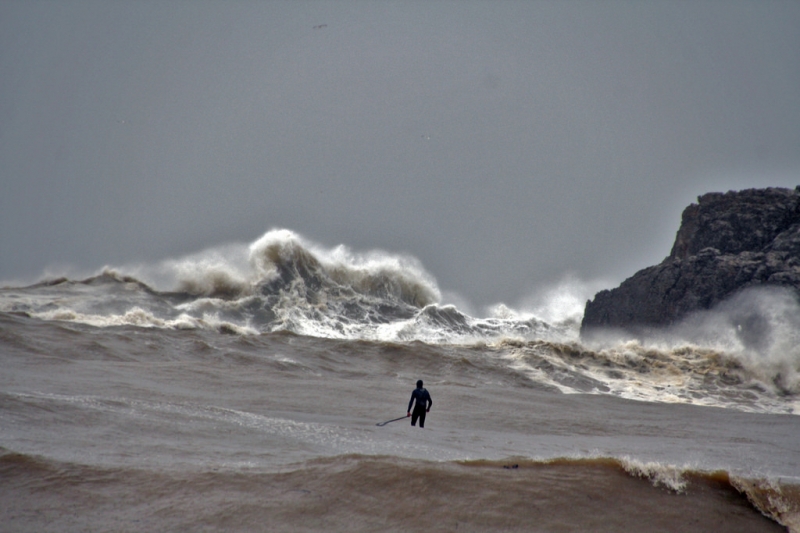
[407,379,432,428]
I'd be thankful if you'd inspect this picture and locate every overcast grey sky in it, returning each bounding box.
[1,1,799,307]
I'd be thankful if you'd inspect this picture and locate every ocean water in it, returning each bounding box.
[1,229,799,532]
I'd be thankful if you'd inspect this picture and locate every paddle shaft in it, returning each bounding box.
[376,415,408,427]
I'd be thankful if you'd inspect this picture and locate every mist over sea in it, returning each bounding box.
[2,229,799,531]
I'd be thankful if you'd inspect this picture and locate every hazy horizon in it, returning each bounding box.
[2,1,798,309]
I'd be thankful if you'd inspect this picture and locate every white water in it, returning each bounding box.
[1,228,799,416]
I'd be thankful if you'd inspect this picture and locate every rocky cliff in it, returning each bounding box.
[581,187,800,334]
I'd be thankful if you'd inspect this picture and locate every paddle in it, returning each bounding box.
[376,415,408,427]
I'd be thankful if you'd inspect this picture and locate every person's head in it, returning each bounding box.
[416,380,423,388]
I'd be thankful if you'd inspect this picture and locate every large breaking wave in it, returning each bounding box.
[1,228,799,414]
[0,229,560,342]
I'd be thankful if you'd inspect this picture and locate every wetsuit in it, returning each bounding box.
[408,387,432,428]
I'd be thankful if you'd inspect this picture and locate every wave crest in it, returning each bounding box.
[249,229,440,308]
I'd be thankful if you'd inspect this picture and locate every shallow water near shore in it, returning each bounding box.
[1,452,791,533]
[2,313,799,531]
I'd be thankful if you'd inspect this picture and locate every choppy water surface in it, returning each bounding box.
[2,230,799,531]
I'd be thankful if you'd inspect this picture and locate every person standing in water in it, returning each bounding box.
[407,380,432,428]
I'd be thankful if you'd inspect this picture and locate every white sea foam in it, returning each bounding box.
[3,231,800,416]
[249,229,441,306]
[565,286,800,412]
[29,306,258,334]
[731,476,800,533]
[619,456,689,492]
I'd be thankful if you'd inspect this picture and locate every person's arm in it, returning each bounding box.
[426,392,432,412]
[407,392,415,415]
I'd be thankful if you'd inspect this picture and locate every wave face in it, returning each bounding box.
[1,451,792,533]
[2,289,800,532]
[0,229,554,342]
[1,228,799,415]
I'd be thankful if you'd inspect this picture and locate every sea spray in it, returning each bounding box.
[1,229,798,415]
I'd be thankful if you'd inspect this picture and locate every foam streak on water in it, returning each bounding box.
[1,229,799,417]
[1,301,799,531]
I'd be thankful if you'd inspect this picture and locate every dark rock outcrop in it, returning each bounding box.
[581,186,800,334]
